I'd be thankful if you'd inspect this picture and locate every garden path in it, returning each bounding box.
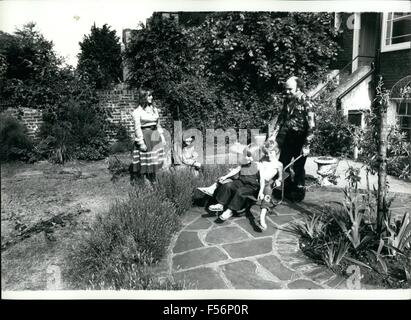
[156,188,411,290]
[305,157,411,194]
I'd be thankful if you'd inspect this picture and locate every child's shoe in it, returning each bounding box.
[257,219,267,231]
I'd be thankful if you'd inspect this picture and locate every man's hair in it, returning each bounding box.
[286,76,305,91]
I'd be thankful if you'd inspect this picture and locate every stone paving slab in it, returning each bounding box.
[173,231,204,254]
[270,215,296,226]
[222,237,273,259]
[233,217,277,238]
[205,226,250,245]
[257,255,294,281]
[173,247,228,271]
[173,267,228,289]
[220,260,282,289]
[182,207,205,226]
[287,279,323,289]
[185,217,213,230]
[272,204,301,216]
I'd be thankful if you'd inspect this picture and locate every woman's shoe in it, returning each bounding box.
[208,203,224,212]
[198,184,217,196]
[219,209,233,221]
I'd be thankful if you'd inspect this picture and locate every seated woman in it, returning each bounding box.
[206,143,261,222]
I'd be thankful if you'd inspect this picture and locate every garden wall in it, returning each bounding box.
[0,89,174,142]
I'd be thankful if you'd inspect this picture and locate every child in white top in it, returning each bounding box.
[255,140,283,231]
[181,135,202,171]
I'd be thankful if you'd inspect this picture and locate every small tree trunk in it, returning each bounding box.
[376,97,388,234]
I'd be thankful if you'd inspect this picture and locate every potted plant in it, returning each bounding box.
[314,156,339,186]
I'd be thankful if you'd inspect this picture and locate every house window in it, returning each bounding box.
[348,110,363,127]
[381,12,411,52]
[396,101,411,140]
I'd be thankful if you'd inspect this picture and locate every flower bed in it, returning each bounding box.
[66,163,231,289]
[286,188,411,289]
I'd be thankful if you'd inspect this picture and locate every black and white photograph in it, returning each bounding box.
[1,0,410,302]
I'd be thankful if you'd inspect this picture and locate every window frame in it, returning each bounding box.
[395,99,411,140]
[381,12,411,53]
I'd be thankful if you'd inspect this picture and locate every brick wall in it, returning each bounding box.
[380,49,411,90]
[0,89,174,142]
[1,107,43,140]
[98,89,173,141]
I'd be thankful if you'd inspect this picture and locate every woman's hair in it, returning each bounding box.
[138,88,153,108]
[243,143,261,161]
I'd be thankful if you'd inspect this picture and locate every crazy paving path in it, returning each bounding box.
[156,189,410,290]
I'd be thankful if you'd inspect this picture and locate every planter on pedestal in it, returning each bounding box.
[314,156,339,186]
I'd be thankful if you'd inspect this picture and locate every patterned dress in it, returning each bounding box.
[131,105,165,175]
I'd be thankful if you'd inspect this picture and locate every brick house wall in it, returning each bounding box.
[379,49,411,91]
[331,13,354,70]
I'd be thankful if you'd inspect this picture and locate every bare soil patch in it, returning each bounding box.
[1,157,131,290]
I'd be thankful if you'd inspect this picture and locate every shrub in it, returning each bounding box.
[67,187,180,289]
[286,182,411,288]
[310,101,355,157]
[109,124,132,154]
[38,84,110,163]
[87,263,187,290]
[359,118,411,180]
[0,115,34,162]
[154,163,233,215]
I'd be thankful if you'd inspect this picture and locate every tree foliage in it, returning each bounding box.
[0,23,64,110]
[77,24,122,89]
[0,23,110,162]
[124,12,339,131]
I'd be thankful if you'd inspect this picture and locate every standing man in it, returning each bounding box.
[268,76,315,202]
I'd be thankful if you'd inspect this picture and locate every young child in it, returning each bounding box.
[181,135,202,173]
[255,140,283,231]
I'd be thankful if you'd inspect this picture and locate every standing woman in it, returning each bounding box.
[130,89,166,184]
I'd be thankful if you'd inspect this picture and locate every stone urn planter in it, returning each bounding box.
[314,156,339,186]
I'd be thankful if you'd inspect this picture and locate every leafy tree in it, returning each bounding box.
[77,24,123,89]
[194,12,339,97]
[0,23,63,110]
[125,18,195,98]
[125,13,339,131]
[0,23,111,162]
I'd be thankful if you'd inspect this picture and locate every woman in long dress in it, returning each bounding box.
[130,89,166,184]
